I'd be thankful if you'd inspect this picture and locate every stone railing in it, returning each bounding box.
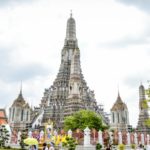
[9,127,150,149]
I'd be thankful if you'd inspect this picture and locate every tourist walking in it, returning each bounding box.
[43,143,48,150]
[106,144,111,150]
[29,145,37,150]
[137,144,145,150]
[49,145,55,150]
[46,142,55,150]
[49,144,55,150]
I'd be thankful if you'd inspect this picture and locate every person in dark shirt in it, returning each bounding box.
[29,145,37,150]
[42,143,47,150]
[106,144,111,150]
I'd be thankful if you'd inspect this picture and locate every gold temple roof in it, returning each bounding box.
[111,93,128,111]
[11,90,30,108]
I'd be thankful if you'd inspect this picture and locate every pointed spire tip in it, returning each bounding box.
[70,10,72,18]
[117,84,120,97]
[20,81,22,93]
[19,80,23,96]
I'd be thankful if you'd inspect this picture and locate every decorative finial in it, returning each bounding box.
[20,80,22,95]
[70,10,72,18]
[117,84,120,97]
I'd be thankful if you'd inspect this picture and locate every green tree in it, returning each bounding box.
[0,125,9,148]
[64,109,107,131]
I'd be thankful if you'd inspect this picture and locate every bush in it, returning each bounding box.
[96,143,102,150]
[118,144,125,150]
[4,145,11,149]
[62,137,77,150]
[0,125,9,148]
[131,144,136,149]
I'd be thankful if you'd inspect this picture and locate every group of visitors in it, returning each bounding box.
[106,144,111,150]
[136,144,146,150]
[29,142,54,150]
[104,143,148,150]
[29,145,37,150]
[42,142,55,150]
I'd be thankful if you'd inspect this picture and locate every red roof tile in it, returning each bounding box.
[0,109,8,125]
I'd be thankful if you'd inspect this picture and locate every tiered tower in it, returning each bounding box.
[40,13,109,128]
[137,84,150,133]
[110,92,130,131]
[64,47,84,116]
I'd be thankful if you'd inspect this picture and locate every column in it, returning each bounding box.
[84,127,91,146]
[147,134,149,145]
[118,131,122,144]
[98,130,103,146]
[127,132,130,145]
[141,133,144,145]
[134,133,138,145]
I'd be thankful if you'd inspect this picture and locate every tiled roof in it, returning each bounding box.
[111,93,128,111]
[11,91,30,108]
[0,109,8,124]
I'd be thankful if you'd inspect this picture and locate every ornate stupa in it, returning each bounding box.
[137,83,150,133]
[110,92,130,131]
[38,13,109,128]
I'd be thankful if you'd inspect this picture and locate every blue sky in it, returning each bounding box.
[0,0,150,127]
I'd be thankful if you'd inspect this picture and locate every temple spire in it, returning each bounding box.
[116,88,123,103]
[18,81,23,100]
[139,83,145,101]
[117,91,120,98]
[65,11,77,42]
[20,81,22,95]
[70,10,72,18]
[117,84,120,97]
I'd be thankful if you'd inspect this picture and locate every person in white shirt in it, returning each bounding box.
[49,142,55,150]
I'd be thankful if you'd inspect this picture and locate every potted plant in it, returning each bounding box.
[96,143,102,150]
[62,137,77,150]
[118,144,125,150]
[131,144,136,150]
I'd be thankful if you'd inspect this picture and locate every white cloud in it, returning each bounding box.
[116,0,150,14]
[0,0,150,128]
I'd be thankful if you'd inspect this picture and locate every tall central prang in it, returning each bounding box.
[40,13,109,128]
